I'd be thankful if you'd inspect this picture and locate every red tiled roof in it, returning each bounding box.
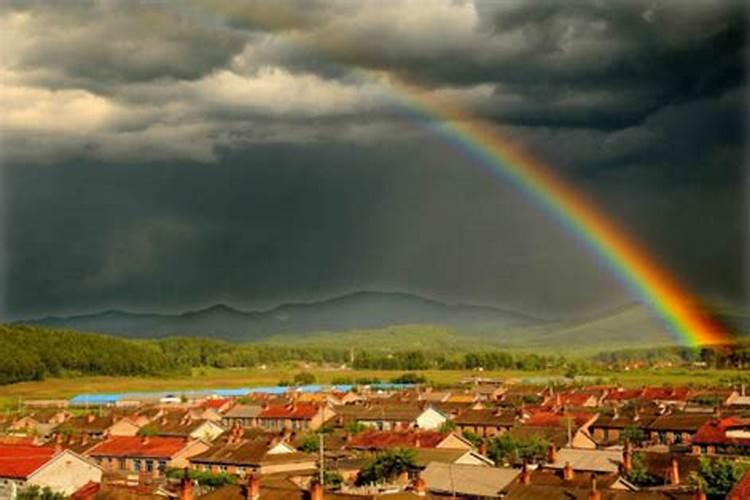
[0,444,57,479]
[71,481,101,499]
[729,468,750,500]
[693,417,750,446]
[0,436,37,445]
[603,389,643,401]
[347,430,447,449]
[559,393,596,406]
[258,403,320,420]
[203,398,232,410]
[641,387,690,401]
[87,436,189,458]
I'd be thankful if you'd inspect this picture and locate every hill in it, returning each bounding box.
[20,291,535,341]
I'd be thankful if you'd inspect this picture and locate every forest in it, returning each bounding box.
[0,324,747,387]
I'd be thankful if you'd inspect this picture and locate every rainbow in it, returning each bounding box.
[180,3,730,346]
[387,80,729,347]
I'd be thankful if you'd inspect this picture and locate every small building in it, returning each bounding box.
[453,408,517,437]
[0,444,102,498]
[86,435,209,478]
[222,404,264,429]
[256,403,335,432]
[189,436,317,476]
[692,416,750,455]
[645,413,713,445]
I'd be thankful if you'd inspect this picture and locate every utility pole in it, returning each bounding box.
[319,432,325,487]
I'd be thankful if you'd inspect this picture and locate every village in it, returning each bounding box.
[1,376,750,499]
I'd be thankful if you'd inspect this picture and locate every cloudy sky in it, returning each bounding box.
[1,0,747,320]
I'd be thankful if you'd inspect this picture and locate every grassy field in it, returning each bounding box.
[0,365,747,409]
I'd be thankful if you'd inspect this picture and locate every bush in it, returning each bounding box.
[356,448,418,486]
[293,371,317,385]
[390,373,427,384]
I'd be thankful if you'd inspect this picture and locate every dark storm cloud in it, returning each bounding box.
[0,0,746,319]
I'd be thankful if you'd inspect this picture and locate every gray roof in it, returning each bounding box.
[223,404,263,419]
[422,462,519,498]
[545,448,622,473]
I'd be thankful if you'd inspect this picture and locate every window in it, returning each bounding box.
[134,459,141,472]
[119,459,126,470]
[158,460,167,472]
[146,460,154,472]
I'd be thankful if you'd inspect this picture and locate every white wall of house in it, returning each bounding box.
[28,450,102,496]
[190,422,225,442]
[416,408,447,430]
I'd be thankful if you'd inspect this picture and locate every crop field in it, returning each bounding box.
[0,365,746,410]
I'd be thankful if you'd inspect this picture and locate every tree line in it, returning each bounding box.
[2,323,748,387]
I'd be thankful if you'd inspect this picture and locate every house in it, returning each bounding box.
[473,384,507,401]
[589,411,656,446]
[421,462,519,498]
[148,412,225,442]
[346,430,474,451]
[222,404,264,429]
[640,387,691,408]
[645,413,714,445]
[86,435,209,478]
[692,416,750,455]
[189,434,317,476]
[544,447,623,475]
[414,406,448,430]
[453,408,517,437]
[0,444,102,498]
[335,403,445,431]
[508,425,597,450]
[56,413,137,439]
[413,448,494,468]
[256,403,335,432]
[603,388,645,406]
[201,398,235,414]
[334,403,422,431]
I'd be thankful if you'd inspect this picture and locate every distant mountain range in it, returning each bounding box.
[18,291,536,341]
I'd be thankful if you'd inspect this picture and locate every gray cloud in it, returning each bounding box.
[0,0,746,319]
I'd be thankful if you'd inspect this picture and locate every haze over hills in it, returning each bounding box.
[20,291,536,341]
[18,291,745,353]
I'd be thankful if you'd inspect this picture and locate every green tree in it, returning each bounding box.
[487,434,550,465]
[293,371,316,385]
[439,420,457,433]
[17,486,64,500]
[627,452,660,487]
[620,426,646,445]
[298,434,320,453]
[689,457,750,498]
[356,448,418,486]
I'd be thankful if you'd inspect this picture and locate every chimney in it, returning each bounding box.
[520,462,531,485]
[179,468,193,500]
[308,479,323,500]
[413,474,427,497]
[141,436,150,446]
[588,474,601,500]
[563,461,574,481]
[622,441,632,475]
[547,443,557,463]
[669,457,680,485]
[245,473,260,500]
